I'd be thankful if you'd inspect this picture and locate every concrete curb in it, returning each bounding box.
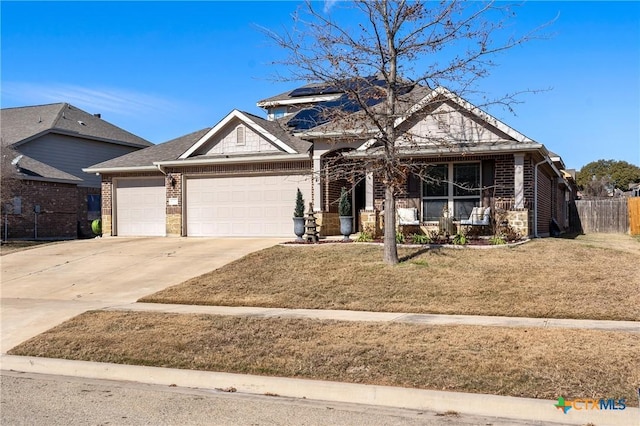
[107,303,640,333]
[1,355,636,426]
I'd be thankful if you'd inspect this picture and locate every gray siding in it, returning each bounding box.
[18,134,144,187]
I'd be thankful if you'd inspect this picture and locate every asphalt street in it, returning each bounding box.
[0,371,559,426]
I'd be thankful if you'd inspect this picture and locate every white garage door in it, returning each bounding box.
[116,178,166,236]
[186,175,310,237]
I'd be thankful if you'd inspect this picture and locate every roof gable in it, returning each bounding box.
[179,110,309,159]
[1,103,152,148]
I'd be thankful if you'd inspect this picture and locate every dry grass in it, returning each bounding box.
[141,236,640,320]
[9,310,639,405]
[0,240,61,255]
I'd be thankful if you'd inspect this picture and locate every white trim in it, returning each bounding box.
[155,153,310,167]
[83,165,159,174]
[257,93,342,108]
[179,110,297,159]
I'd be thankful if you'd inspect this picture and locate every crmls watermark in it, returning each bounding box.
[554,397,627,414]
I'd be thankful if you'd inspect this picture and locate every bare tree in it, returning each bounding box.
[265,0,548,264]
[1,145,21,211]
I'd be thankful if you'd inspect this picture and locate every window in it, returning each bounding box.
[422,162,480,221]
[87,194,101,221]
[422,164,448,221]
[236,126,245,146]
[268,107,287,120]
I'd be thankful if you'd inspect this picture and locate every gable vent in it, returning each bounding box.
[236,126,245,146]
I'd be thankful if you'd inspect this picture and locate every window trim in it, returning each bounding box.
[422,161,481,222]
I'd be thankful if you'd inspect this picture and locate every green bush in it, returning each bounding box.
[338,187,351,217]
[396,232,406,244]
[294,188,305,218]
[452,232,467,245]
[410,233,432,244]
[489,235,507,245]
[356,231,374,242]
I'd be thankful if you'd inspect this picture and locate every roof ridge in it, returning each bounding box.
[0,102,66,111]
[51,103,68,127]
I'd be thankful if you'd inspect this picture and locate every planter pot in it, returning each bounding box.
[293,217,305,242]
[339,216,353,241]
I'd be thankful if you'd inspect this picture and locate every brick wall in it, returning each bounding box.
[2,180,78,239]
[536,170,552,236]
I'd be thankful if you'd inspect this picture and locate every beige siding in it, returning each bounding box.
[18,134,142,188]
[204,120,280,156]
[399,101,513,146]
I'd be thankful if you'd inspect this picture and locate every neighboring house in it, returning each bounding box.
[1,103,152,239]
[85,83,575,238]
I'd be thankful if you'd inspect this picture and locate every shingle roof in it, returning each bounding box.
[86,127,213,169]
[1,103,152,148]
[11,154,82,183]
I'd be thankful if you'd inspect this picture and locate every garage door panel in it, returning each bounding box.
[116,178,166,237]
[186,175,310,237]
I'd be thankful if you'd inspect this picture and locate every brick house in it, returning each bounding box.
[1,103,152,239]
[85,84,574,239]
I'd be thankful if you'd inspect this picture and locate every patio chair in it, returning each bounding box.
[460,206,491,231]
[397,207,420,226]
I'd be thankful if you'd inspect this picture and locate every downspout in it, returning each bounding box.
[156,164,167,175]
[533,159,547,238]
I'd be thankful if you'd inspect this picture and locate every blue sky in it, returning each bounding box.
[1,1,638,170]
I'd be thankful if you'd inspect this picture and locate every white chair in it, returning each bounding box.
[397,207,420,225]
[460,206,491,228]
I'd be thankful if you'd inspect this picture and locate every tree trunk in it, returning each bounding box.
[383,185,399,265]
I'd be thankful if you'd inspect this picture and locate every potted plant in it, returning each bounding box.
[293,188,305,242]
[338,187,352,241]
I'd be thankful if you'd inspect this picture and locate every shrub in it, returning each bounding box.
[356,231,374,242]
[338,187,351,217]
[410,233,432,244]
[452,232,467,245]
[294,188,305,218]
[396,232,406,244]
[489,235,506,245]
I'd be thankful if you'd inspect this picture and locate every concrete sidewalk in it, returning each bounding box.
[107,302,640,333]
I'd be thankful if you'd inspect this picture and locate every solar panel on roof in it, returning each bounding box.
[288,85,343,97]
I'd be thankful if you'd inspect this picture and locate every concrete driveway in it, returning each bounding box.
[1,237,281,353]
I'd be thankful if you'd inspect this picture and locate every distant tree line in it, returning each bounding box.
[576,159,640,197]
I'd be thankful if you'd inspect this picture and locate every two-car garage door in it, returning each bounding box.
[186,175,309,237]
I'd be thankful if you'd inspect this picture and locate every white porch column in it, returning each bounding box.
[313,155,322,212]
[514,153,525,209]
[365,172,374,210]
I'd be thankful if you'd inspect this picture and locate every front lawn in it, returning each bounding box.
[9,310,638,404]
[140,237,640,321]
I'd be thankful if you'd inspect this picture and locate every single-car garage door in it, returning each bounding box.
[115,177,166,236]
[186,175,309,237]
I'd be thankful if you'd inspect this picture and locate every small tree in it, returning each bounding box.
[294,188,305,217]
[338,187,351,217]
[1,145,21,210]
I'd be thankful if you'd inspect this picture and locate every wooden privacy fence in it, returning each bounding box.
[570,198,631,234]
[629,197,640,236]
